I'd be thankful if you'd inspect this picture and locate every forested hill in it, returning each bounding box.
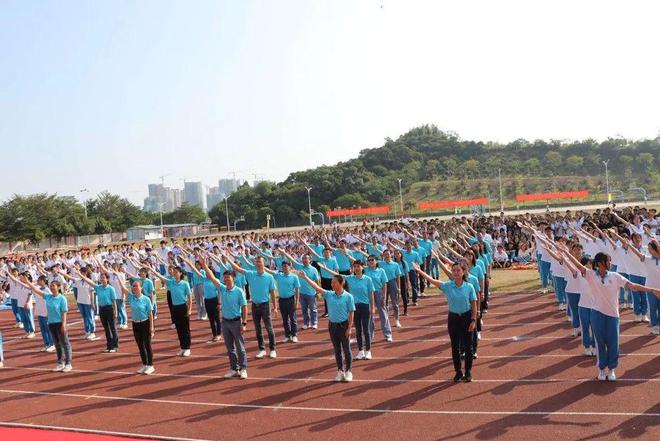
[212,125,660,228]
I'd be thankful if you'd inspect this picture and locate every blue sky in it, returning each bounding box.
[2,0,660,205]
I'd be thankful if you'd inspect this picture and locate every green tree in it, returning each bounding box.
[161,203,208,225]
[565,155,584,175]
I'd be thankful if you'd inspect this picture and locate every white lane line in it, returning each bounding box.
[0,388,658,417]
[3,366,659,384]
[5,348,660,361]
[0,421,210,441]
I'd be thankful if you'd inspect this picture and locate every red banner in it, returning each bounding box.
[515,190,589,202]
[326,205,391,218]
[418,198,489,210]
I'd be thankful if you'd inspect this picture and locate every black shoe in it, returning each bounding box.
[453,371,463,383]
[462,371,472,382]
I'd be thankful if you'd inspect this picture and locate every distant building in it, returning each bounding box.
[127,225,163,241]
[144,184,183,213]
[218,178,240,196]
[206,186,224,211]
[183,181,205,209]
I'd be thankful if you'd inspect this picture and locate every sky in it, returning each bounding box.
[2,0,660,206]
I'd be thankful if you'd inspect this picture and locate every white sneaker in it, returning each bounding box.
[224,370,239,379]
[590,347,597,356]
[170,324,177,330]
[343,370,353,382]
[635,314,642,323]
[302,325,309,330]
[13,322,21,328]
[541,289,548,294]
[354,350,365,360]
[572,328,579,337]
[312,324,318,329]
[255,350,266,359]
[182,349,191,357]
[109,349,117,353]
[46,346,56,353]
[201,315,208,321]
[642,315,650,323]
[567,316,572,323]
[477,332,482,341]
[385,336,393,342]
[26,332,36,339]
[137,365,147,374]
[17,322,24,329]
[269,350,277,359]
[583,348,592,356]
[365,351,372,360]
[0,362,3,368]
[334,370,345,382]
[282,337,291,343]
[87,333,99,340]
[597,369,607,381]
[143,366,155,375]
[40,346,47,352]
[652,325,660,335]
[239,369,248,379]
[395,320,402,328]
[53,364,65,372]
[291,336,299,343]
[607,369,616,381]
[62,364,72,372]
[177,349,185,356]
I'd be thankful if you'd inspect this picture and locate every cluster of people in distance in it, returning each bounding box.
[1,204,658,383]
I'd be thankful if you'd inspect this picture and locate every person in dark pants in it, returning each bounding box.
[119,279,155,374]
[74,270,119,353]
[414,261,478,383]
[186,258,223,343]
[297,271,355,382]
[394,250,410,315]
[225,254,278,359]
[268,261,300,343]
[150,266,192,356]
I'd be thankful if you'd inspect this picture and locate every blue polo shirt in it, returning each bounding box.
[345,274,374,305]
[402,249,419,269]
[367,243,385,257]
[293,263,320,296]
[219,284,247,319]
[272,256,285,271]
[378,260,402,282]
[415,246,427,263]
[45,293,68,324]
[320,257,339,279]
[129,293,152,321]
[202,273,220,299]
[94,284,116,307]
[470,265,485,282]
[274,272,301,299]
[309,244,325,262]
[323,290,355,323]
[333,249,352,272]
[419,239,433,257]
[440,280,477,314]
[166,278,192,305]
[467,273,480,296]
[364,267,387,291]
[244,270,276,304]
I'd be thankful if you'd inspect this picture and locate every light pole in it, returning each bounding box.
[602,160,610,204]
[224,195,230,232]
[305,187,313,226]
[158,202,165,236]
[498,168,504,212]
[80,188,89,218]
[397,179,403,216]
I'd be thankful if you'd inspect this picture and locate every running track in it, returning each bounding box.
[1,288,658,440]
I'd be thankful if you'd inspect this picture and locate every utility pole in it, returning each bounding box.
[498,168,504,212]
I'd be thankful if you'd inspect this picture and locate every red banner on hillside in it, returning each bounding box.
[515,190,589,202]
[418,198,489,210]
[326,205,391,218]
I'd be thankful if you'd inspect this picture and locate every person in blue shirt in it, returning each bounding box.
[296,270,355,383]
[201,264,249,380]
[184,256,223,343]
[117,278,156,374]
[278,248,320,331]
[23,278,72,372]
[262,260,302,342]
[414,261,478,383]
[302,237,336,319]
[364,255,393,342]
[378,249,403,327]
[150,266,193,357]
[226,254,279,359]
[76,270,119,353]
[321,260,375,360]
[393,250,410,316]
[399,241,421,305]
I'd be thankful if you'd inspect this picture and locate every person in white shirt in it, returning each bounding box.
[492,245,510,268]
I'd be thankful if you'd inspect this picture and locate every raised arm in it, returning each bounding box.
[222,251,246,275]
[294,269,325,296]
[412,262,442,288]
[317,262,339,277]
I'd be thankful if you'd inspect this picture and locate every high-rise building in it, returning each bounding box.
[218,178,240,196]
[206,186,224,211]
[183,181,205,209]
[144,184,183,213]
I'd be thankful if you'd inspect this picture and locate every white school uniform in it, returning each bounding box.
[585,271,629,318]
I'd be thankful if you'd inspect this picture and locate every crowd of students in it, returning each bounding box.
[0,204,658,382]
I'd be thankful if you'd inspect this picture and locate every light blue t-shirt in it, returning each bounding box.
[333,249,352,272]
[345,274,374,305]
[377,260,402,282]
[364,267,387,291]
[244,270,276,304]
[219,284,247,319]
[94,284,116,307]
[324,290,355,323]
[166,278,192,306]
[292,263,319,296]
[45,293,68,324]
[274,272,301,299]
[320,257,339,279]
[129,293,153,322]
[440,280,477,314]
[402,249,419,269]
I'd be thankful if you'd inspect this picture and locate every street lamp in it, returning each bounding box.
[158,202,165,237]
[305,187,313,226]
[397,179,403,216]
[602,160,610,204]
[224,195,230,232]
[498,168,504,212]
[80,188,89,218]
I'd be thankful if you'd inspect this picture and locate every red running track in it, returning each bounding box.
[0,289,658,440]
[0,426,148,440]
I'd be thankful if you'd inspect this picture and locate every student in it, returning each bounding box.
[225,255,278,359]
[393,250,410,316]
[279,249,317,335]
[268,261,301,343]
[33,276,55,352]
[296,270,355,382]
[564,251,660,381]
[107,263,128,330]
[201,266,249,379]
[120,279,155,374]
[624,239,660,334]
[183,256,223,343]
[302,243,337,324]
[59,266,97,340]
[150,266,193,356]
[6,268,24,330]
[414,261,478,382]
[5,270,36,338]
[378,249,403,327]
[75,270,119,353]
[364,255,393,342]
